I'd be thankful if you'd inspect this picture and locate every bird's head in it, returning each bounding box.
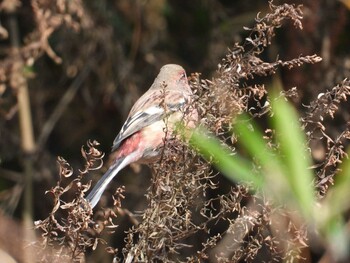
[156,64,188,87]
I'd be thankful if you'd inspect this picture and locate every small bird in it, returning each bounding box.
[86,64,196,208]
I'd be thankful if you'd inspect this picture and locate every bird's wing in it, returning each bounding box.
[111,89,188,151]
[111,106,164,151]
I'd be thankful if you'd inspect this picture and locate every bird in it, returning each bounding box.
[86,64,197,208]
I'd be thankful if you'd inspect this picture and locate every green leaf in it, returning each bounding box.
[234,115,284,178]
[270,90,315,219]
[190,128,264,188]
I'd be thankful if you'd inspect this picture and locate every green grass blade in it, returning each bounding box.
[271,92,315,219]
[190,128,264,188]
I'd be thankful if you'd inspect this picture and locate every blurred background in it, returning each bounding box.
[0,0,349,262]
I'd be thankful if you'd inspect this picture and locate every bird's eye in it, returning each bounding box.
[180,71,186,80]
[176,70,187,84]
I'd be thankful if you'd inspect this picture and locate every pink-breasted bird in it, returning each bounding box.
[86,64,196,208]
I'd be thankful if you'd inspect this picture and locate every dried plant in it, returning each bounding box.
[34,141,122,262]
[301,79,350,196]
[0,0,90,91]
[30,2,350,263]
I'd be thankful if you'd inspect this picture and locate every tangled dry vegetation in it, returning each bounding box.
[9,1,349,263]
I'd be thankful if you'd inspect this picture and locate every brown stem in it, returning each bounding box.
[8,11,36,263]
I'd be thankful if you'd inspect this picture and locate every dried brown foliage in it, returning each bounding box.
[0,0,89,89]
[301,79,350,196]
[34,141,121,262]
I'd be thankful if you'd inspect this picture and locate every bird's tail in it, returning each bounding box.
[86,157,126,208]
